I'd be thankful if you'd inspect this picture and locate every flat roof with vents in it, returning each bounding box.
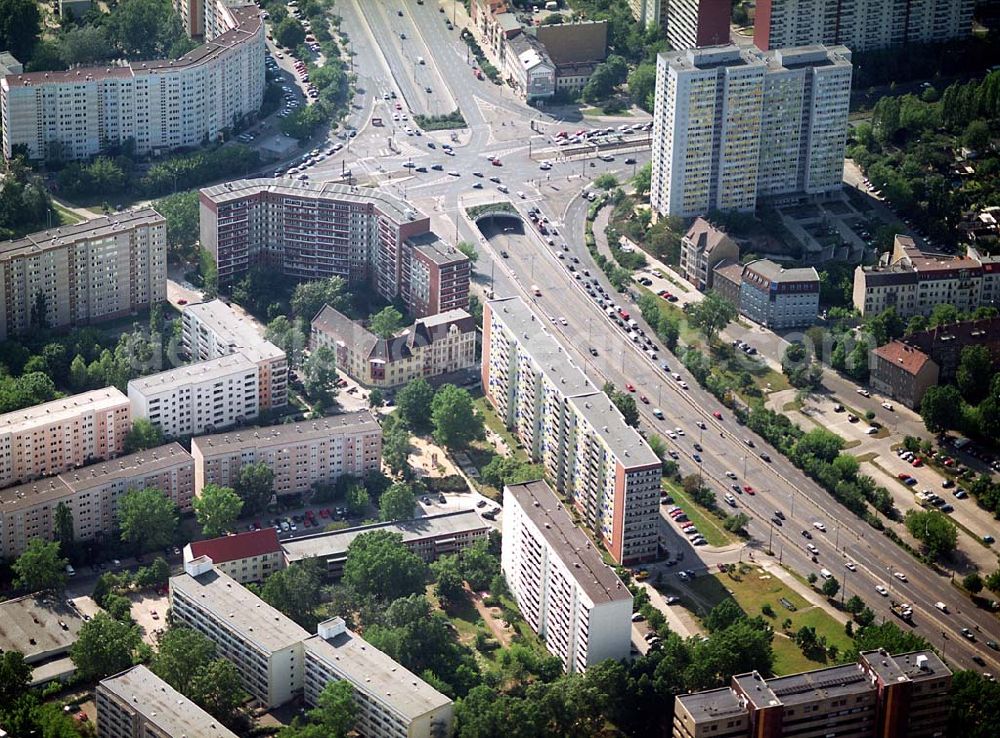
[169,566,309,654]
[0,387,128,435]
[60,442,191,492]
[184,299,285,363]
[98,665,239,738]
[506,480,631,605]
[128,353,257,394]
[191,411,379,456]
[303,623,452,721]
[0,209,163,260]
[0,592,84,664]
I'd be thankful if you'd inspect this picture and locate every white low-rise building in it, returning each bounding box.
[127,353,259,438]
[502,480,633,673]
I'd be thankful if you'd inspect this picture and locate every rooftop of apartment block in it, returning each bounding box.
[406,232,470,266]
[0,387,129,435]
[59,442,191,492]
[0,209,163,259]
[191,412,379,456]
[743,259,819,285]
[684,217,737,255]
[859,649,950,685]
[184,299,285,363]
[282,510,488,563]
[128,353,257,395]
[303,619,452,720]
[764,44,852,70]
[736,663,869,708]
[3,5,261,88]
[872,341,934,376]
[506,480,632,605]
[169,565,309,653]
[567,392,661,468]
[0,592,85,663]
[201,178,423,225]
[99,665,239,738]
[487,297,595,398]
[676,687,746,722]
[0,476,72,513]
[661,44,756,72]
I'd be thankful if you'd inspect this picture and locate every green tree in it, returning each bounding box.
[379,481,416,521]
[397,378,435,431]
[456,241,479,263]
[275,16,305,48]
[948,670,1000,738]
[627,63,656,111]
[594,173,619,190]
[152,626,217,691]
[920,385,964,433]
[265,316,307,368]
[963,119,991,151]
[118,488,178,553]
[723,512,751,535]
[846,594,865,615]
[0,650,32,706]
[381,420,411,476]
[821,577,841,598]
[154,190,200,253]
[342,530,428,603]
[69,354,89,391]
[957,344,992,405]
[369,306,404,339]
[431,384,484,448]
[458,540,499,591]
[985,569,1000,593]
[904,509,957,559]
[0,0,41,61]
[235,461,274,514]
[193,484,243,538]
[54,501,74,553]
[602,381,640,427]
[963,572,984,594]
[103,593,134,622]
[307,679,357,738]
[432,555,465,606]
[261,559,324,630]
[105,0,188,59]
[345,482,369,516]
[188,658,247,730]
[302,345,338,409]
[632,162,652,196]
[12,538,68,592]
[704,598,745,632]
[70,612,142,680]
[685,291,737,344]
[124,418,165,452]
[291,276,348,319]
[851,621,928,656]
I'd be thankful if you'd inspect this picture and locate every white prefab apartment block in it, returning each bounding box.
[0,2,265,161]
[502,480,633,673]
[482,297,661,566]
[303,617,454,738]
[97,664,239,738]
[182,299,288,410]
[127,353,259,438]
[0,209,167,341]
[0,387,131,489]
[169,557,309,708]
[651,44,851,218]
[190,412,382,497]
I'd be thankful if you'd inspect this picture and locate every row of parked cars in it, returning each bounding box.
[665,504,707,546]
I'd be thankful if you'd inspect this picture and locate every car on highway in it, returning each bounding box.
[743,486,755,495]
[726,471,737,479]
[625,383,636,392]
[857,388,871,397]
[806,543,819,555]
[771,516,783,526]
[813,522,827,532]
[961,627,976,641]
[744,438,755,447]
[893,571,907,582]
[801,529,813,539]
[845,561,857,571]
[875,584,889,596]
[713,411,723,420]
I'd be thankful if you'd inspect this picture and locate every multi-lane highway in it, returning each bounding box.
[298,0,1000,673]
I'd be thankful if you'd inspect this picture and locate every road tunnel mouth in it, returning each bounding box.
[475,214,524,238]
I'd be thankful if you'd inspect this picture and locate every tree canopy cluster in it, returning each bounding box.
[0,158,53,241]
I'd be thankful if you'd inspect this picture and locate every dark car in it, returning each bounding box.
[801,530,813,539]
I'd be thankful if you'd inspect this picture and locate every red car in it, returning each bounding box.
[912,458,923,467]
[640,395,649,404]
[491,159,502,166]
[897,473,911,480]
[625,383,636,392]
[177,298,187,305]
[712,411,723,420]
[743,485,755,495]
[395,102,402,110]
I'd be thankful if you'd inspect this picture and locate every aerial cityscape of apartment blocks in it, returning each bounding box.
[0,443,193,559]
[651,44,851,218]
[0,1,265,160]
[0,387,131,489]
[482,297,661,565]
[127,353,260,438]
[0,210,167,340]
[170,557,454,729]
[311,305,478,388]
[853,235,1000,318]
[182,299,288,409]
[199,179,470,317]
[97,665,239,738]
[754,0,974,52]
[190,412,382,497]
[673,650,951,738]
[502,481,633,673]
[303,617,455,738]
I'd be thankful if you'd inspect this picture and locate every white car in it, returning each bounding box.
[726,471,737,479]
[806,543,819,555]
[813,522,827,532]
[845,561,857,571]
[857,388,871,397]
[680,381,689,389]
[934,601,948,613]
[881,401,894,410]
[875,584,889,596]
[674,427,684,436]
[893,571,907,582]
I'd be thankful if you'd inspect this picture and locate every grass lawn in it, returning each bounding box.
[53,201,85,225]
[686,568,853,675]
[581,105,633,117]
[662,478,737,548]
[638,286,701,345]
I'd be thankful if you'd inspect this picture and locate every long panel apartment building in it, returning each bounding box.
[182,299,288,409]
[303,617,454,738]
[170,557,454,736]
[673,649,951,738]
[0,442,193,559]
[190,412,382,497]
[199,179,470,317]
[0,209,167,340]
[1,1,265,160]
[651,44,852,218]
[0,387,131,489]
[97,665,239,738]
[127,353,260,438]
[502,480,632,673]
[754,0,974,53]
[482,296,661,566]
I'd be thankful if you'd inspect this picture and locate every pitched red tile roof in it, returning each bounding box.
[189,528,280,564]
[873,341,933,376]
